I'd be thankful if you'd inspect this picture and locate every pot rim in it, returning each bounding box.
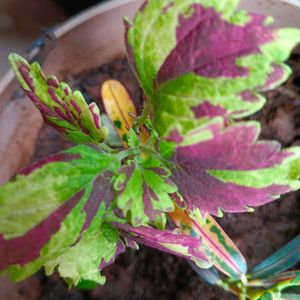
[0,0,139,99]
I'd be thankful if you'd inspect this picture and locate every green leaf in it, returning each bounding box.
[281,294,300,300]
[128,128,140,148]
[251,271,300,300]
[76,280,98,290]
[282,283,300,297]
[249,235,300,280]
[115,156,176,227]
[258,271,300,288]
[159,140,176,159]
[44,204,121,286]
[257,292,273,300]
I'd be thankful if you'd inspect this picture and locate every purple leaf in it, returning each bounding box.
[192,101,229,122]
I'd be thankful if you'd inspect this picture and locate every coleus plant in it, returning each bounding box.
[1,0,300,298]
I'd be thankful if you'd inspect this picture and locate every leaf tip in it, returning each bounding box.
[8,52,23,65]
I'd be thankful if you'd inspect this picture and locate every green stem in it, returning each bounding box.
[99,143,117,153]
[133,96,152,131]
[117,148,135,160]
[217,278,250,300]
[248,278,297,299]
[140,146,176,169]
[238,294,247,300]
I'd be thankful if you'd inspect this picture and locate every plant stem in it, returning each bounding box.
[133,96,152,131]
[238,294,247,300]
[217,279,250,300]
[99,143,117,154]
[117,148,135,160]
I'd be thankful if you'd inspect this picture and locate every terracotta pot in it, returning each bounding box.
[0,0,300,184]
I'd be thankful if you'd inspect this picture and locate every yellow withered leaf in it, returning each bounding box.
[101,80,149,146]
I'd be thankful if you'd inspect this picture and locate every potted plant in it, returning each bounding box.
[0,0,300,298]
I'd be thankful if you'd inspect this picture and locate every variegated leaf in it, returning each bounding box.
[126,0,300,136]
[113,222,210,268]
[115,156,176,227]
[168,205,246,278]
[168,119,300,216]
[9,53,108,144]
[0,145,123,285]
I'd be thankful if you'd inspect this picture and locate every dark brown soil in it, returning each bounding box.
[16,47,300,300]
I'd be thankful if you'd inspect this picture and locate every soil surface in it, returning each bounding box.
[5,46,300,300]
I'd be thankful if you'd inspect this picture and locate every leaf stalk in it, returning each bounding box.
[133,96,152,132]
